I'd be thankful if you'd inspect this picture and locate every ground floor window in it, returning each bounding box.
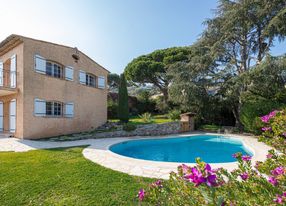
[46,101,62,116]
[34,99,74,118]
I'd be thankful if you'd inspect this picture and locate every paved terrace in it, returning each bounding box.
[0,133,273,179]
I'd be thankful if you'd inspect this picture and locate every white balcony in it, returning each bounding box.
[0,69,18,96]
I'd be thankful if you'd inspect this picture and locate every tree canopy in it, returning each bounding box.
[124,47,192,103]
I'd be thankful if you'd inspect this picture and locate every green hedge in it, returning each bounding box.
[240,100,285,134]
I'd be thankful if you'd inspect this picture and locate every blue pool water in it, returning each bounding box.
[110,135,253,163]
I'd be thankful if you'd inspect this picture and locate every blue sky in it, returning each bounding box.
[0,0,284,73]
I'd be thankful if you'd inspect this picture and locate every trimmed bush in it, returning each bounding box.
[240,100,284,134]
[118,73,129,123]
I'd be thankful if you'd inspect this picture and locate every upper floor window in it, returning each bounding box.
[35,55,74,81]
[79,70,105,89]
[46,61,63,79]
[0,54,17,88]
[86,73,96,87]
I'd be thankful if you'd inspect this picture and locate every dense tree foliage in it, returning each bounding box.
[124,47,191,104]
[199,0,286,128]
[107,73,120,91]
[239,55,286,132]
[117,73,129,123]
[123,0,286,129]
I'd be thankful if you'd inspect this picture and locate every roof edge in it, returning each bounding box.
[0,34,110,73]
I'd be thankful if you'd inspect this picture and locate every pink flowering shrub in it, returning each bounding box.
[259,109,286,153]
[138,152,286,205]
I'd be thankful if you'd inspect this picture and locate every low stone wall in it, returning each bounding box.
[95,121,180,138]
[49,121,181,141]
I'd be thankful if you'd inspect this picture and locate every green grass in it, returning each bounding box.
[0,146,152,205]
[110,114,173,125]
[199,124,221,131]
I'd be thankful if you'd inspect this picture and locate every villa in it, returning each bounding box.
[0,34,109,139]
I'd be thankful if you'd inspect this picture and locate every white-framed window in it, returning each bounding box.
[46,61,63,79]
[78,70,104,88]
[86,73,96,87]
[34,98,74,118]
[35,55,46,74]
[0,61,3,87]
[46,101,62,116]
[79,70,86,84]
[98,76,105,89]
[65,66,74,81]
[34,55,73,81]
[34,98,46,116]
[64,102,74,118]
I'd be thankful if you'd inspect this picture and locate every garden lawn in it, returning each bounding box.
[110,114,173,125]
[0,146,152,206]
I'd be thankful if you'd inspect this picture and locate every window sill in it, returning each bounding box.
[34,115,73,118]
[35,70,74,82]
[79,83,105,90]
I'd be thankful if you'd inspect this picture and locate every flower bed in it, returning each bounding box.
[137,109,286,205]
[138,152,286,205]
[259,109,286,153]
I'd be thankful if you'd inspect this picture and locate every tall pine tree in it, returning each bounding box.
[118,73,129,123]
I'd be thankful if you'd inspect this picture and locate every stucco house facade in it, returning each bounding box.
[0,34,108,139]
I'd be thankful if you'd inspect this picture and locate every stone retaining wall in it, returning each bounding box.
[95,121,180,138]
[50,121,181,141]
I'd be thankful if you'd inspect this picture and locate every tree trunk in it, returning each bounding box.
[232,103,244,131]
[162,89,169,105]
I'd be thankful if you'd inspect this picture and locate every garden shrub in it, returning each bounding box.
[118,73,129,123]
[107,99,118,119]
[167,109,181,121]
[139,112,153,123]
[138,152,286,205]
[259,108,286,153]
[122,124,136,132]
[240,100,284,134]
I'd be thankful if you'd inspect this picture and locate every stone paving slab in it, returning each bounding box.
[0,132,273,179]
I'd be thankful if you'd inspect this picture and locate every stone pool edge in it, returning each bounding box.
[82,132,273,179]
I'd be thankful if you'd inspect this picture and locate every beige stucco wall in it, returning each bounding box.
[0,43,24,138]
[21,39,108,139]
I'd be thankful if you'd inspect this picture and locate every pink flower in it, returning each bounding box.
[138,189,145,201]
[185,167,206,186]
[207,174,218,187]
[260,115,270,123]
[260,110,278,123]
[180,164,190,174]
[241,155,252,161]
[282,132,286,137]
[269,110,278,118]
[232,153,238,158]
[268,176,278,186]
[254,162,260,169]
[266,153,273,159]
[261,127,272,131]
[151,180,163,188]
[274,195,283,204]
[271,166,284,176]
[240,172,249,180]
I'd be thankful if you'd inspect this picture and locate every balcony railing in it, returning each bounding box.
[0,69,16,89]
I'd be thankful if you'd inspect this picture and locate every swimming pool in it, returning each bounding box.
[110,135,253,163]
